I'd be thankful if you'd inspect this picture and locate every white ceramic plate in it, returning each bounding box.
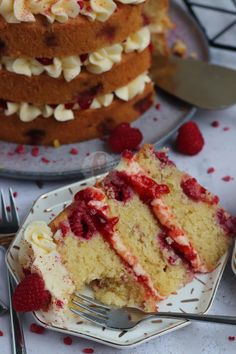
[6,175,229,348]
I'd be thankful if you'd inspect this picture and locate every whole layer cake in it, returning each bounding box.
[14,145,236,318]
[0,0,171,145]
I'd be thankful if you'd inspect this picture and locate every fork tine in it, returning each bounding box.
[8,188,19,227]
[74,293,110,310]
[72,299,109,318]
[0,190,8,224]
[70,307,107,327]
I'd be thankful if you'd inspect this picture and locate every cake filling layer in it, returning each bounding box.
[0,27,150,82]
[0,0,145,24]
[73,187,162,302]
[18,221,75,311]
[116,156,208,272]
[1,72,151,122]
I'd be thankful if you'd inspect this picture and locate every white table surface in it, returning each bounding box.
[1,1,236,353]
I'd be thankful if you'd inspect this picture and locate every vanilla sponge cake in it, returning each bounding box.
[0,0,172,145]
[134,145,233,271]
[15,145,235,315]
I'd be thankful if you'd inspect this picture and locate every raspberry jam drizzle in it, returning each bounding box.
[74,187,162,303]
[216,209,236,236]
[102,171,133,203]
[120,155,206,273]
[181,176,219,206]
[157,232,180,266]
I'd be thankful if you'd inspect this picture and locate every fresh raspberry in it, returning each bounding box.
[176,121,204,156]
[30,323,45,334]
[68,202,96,239]
[108,123,143,153]
[103,171,133,202]
[63,336,73,345]
[13,273,51,312]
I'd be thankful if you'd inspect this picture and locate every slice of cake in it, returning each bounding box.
[13,145,235,316]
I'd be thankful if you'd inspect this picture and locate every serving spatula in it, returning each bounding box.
[151,55,236,110]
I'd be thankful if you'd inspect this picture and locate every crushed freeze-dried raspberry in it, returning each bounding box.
[30,323,45,334]
[13,192,18,198]
[155,103,161,110]
[55,300,64,308]
[207,167,215,174]
[41,157,50,164]
[0,330,3,336]
[63,336,73,345]
[83,349,94,354]
[70,148,79,155]
[223,127,230,131]
[15,145,25,154]
[228,336,235,341]
[36,58,53,66]
[31,147,40,157]
[211,121,220,128]
[222,176,234,182]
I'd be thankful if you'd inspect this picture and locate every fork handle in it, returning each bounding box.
[149,312,236,325]
[7,271,27,354]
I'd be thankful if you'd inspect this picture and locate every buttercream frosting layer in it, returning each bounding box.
[0,27,150,82]
[3,73,151,122]
[0,0,145,23]
[18,221,75,311]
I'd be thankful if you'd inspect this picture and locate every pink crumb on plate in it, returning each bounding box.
[207,167,215,174]
[30,323,45,334]
[222,176,234,182]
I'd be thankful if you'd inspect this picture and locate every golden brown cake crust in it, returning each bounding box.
[0,4,145,57]
[0,49,151,104]
[0,83,154,145]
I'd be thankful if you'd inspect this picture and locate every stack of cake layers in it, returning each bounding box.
[0,0,170,145]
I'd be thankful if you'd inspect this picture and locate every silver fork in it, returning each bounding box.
[0,189,26,354]
[70,293,236,330]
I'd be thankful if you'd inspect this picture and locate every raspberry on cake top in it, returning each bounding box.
[13,145,236,317]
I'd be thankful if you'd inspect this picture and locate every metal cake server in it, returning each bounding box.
[151,55,236,110]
